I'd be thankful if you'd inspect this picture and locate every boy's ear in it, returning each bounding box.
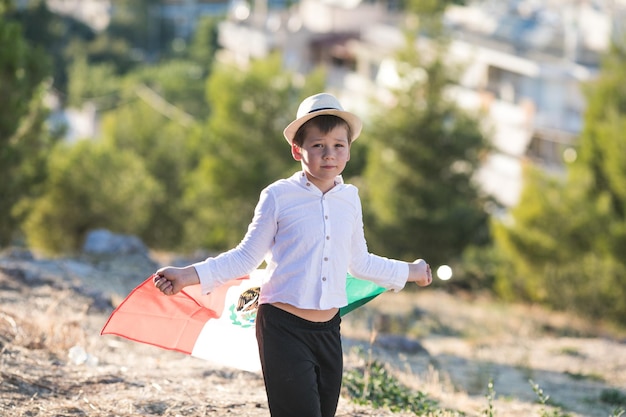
[291,144,302,161]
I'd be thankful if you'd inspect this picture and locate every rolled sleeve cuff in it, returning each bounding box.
[192,261,218,295]
[387,262,409,292]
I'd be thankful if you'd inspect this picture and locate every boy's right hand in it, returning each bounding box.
[153,266,200,295]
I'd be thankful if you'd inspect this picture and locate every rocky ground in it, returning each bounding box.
[1,248,625,417]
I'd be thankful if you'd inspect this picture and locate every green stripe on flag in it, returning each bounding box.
[340,274,387,316]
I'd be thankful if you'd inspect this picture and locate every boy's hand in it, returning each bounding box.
[408,259,432,287]
[153,266,200,295]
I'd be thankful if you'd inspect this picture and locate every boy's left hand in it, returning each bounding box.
[408,259,432,287]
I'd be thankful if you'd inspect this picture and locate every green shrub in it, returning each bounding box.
[343,358,440,415]
[600,389,626,408]
[21,140,162,254]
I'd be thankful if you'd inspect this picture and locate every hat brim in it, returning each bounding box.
[283,109,362,144]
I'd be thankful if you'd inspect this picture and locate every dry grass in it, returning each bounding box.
[1,253,625,417]
[342,289,626,416]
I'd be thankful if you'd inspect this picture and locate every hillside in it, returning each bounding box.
[1,249,625,416]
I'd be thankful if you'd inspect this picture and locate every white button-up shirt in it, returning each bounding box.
[192,171,409,310]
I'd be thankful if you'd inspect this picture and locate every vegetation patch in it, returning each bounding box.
[343,357,444,415]
[600,389,626,408]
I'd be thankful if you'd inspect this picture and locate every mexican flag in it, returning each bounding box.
[100,270,386,372]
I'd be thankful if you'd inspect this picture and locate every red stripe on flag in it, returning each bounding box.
[100,274,247,354]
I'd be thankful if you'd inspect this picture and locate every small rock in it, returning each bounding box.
[83,229,148,256]
[375,334,429,355]
[1,247,35,261]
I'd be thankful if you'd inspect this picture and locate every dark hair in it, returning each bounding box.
[292,115,353,147]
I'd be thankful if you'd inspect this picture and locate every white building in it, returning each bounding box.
[45,0,112,32]
[216,0,625,207]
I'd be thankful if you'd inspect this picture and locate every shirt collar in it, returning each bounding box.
[295,171,345,193]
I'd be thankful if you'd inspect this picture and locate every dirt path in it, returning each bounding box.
[1,253,625,417]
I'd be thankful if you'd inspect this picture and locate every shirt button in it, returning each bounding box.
[322,277,327,281]
[326,236,330,240]
[306,182,311,186]
[325,215,328,220]
[324,257,328,261]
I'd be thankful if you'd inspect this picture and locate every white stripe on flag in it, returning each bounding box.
[191,271,264,372]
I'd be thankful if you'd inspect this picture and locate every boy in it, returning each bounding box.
[154,93,432,417]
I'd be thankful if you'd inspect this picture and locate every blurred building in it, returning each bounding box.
[37,0,231,37]
[45,0,112,31]
[32,0,626,207]
[216,0,626,207]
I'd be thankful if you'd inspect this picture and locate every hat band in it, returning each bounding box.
[308,107,339,114]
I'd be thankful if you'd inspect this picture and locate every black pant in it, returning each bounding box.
[256,304,343,417]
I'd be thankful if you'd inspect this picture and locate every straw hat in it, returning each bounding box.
[283,93,362,144]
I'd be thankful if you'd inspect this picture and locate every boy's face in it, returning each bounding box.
[292,124,351,193]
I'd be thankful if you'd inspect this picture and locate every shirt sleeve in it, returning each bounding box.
[192,187,277,294]
[347,190,409,292]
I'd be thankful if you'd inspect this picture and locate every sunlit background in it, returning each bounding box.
[3,0,626,332]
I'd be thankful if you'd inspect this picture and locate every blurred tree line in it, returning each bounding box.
[1,0,60,247]
[1,0,625,325]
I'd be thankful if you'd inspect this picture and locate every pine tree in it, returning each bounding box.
[361,32,491,267]
[493,41,626,322]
